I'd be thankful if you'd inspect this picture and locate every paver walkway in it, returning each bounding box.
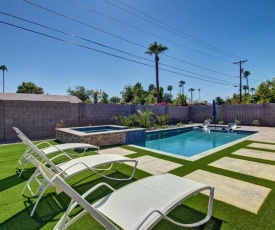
[128,155,182,175]
[209,157,275,182]
[248,143,275,151]
[232,148,275,161]
[184,169,271,213]
[99,147,136,156]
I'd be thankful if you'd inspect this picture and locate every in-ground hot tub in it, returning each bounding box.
[56,125,146,147]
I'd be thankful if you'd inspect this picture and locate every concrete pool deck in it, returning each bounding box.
[101,125,275,214]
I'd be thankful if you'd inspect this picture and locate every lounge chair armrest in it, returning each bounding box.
[36,141,55,148]
[82,182,116,199]
[65,182,116,213]
[134,208,210,229]
[50,153,73,162]
[134,186,215,229]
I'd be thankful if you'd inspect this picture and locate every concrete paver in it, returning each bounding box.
[209,157,275,181]
[232,148,275,161]
[248,143,275,151]
[128,155,182,175]
[184,169,271,213]
[99,147,136,156]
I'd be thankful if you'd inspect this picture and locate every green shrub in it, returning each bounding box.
[252,119,260,126]
[133,109,155,128]
[113,114,135,127]
[219,120,224,125]
[155,114,170,127]
[56,120,64,128]
[235,118,241,125]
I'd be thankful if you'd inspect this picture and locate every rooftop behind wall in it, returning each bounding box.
[1,100,274,141]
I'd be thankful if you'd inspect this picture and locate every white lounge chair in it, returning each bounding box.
[21,138,138,217]
[13,127,100,176]
[52,171,215,229]
[26,155,214,229]
[223,122,237,132]
[201,121,210,132]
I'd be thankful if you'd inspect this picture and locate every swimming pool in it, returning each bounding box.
[135,127,256,160]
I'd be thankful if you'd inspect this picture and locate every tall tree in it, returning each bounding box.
[179,80,185,95]
[167,85,173,96]
[101,91,109,104]
[0,65,8,93]
[17,82,44,94]
[148,84,155,92]
[250,87,255,95]
[216,96,225,105]
[198,88,201,101]
[120,84,133,103]
[188,88,195,104]
[243,71,250,94]
[67,86,90,102]
[243,85,248,94]
[145,41,168,103]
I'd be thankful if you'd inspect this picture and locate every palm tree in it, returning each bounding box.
[188,88,195,104]
[133,109,155,128]
[198,89,201,101]
[145,42,168,103]
[243,71,250,94]
[0,65,8,93]
[243,85,248,94]
[250,87,255,95]
[179,80,185,95]
[167,85,173,96]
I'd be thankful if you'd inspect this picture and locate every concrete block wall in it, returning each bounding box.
[86,104,132,126]
[222,104,264,125]
[0,101,4,140]
[267,104,275,126]
[3,101,80,140]
[188,104,269,126]
[167,106,189,123]
[1,100,275,141]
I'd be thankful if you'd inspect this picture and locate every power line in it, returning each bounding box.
[0,12,236,84]
[21,0,237,78]
[163,54,237,78]
[245,61,271,81]
[65,0,233,63]
[103,0,241,60]
[0,20,237,87]
[0,81,14,93]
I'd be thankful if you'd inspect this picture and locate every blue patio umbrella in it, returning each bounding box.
[212,99,217,128]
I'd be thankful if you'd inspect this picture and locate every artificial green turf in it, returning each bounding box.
[1,139,275,229]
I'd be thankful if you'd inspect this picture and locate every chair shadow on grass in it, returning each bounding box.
[0,168,35,192]
[0,171,135,229]
[0,171,223,230]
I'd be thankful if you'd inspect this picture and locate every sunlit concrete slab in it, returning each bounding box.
[184,169,271,213]
[99,147,136,156]
[209,157,275,182]
[232,148,275,161]
[129,155,182,175]
[248,143,275,151]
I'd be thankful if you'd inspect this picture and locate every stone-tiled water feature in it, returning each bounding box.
[56,125,146,147]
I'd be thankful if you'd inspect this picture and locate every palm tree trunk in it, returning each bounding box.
[2,70,4,93]
[155,55,160,103]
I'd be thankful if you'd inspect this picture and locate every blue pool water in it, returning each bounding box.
[136,128,256,157]
[72,126,126,133]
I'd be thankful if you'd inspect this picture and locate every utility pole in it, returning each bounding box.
[233,60,247,103]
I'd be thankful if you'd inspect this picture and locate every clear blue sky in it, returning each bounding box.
[1,0,274,103]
